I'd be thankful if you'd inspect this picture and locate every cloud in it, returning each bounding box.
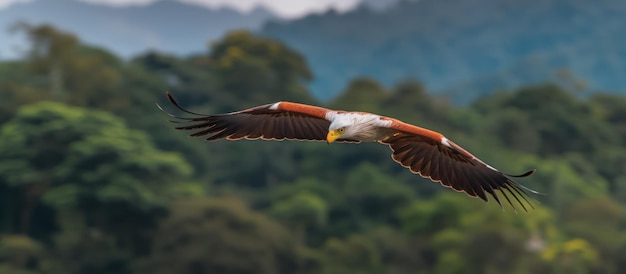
[79,0,154,6]
[0,0,32,9]
[0,0,362,19]
[179,0,361,19]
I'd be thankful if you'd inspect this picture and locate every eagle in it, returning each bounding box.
[160,92,538,212]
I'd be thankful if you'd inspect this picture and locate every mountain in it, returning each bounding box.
[360,0,403,11]
[260,0,626,103]
[0,0,274,59]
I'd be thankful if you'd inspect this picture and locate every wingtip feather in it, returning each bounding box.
[508,169,536,178]
[165,92,208,116]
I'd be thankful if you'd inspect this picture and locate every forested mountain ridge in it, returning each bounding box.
[5,0,623,104]
[0,0,274,59]
[260,0,626,102]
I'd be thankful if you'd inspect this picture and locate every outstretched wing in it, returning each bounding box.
[381,118,537,212]
[159,92,333,141]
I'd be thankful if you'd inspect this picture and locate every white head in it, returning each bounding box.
[327,117,352,143]
[326,113,383,143]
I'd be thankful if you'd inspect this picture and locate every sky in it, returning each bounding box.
[0,0,362,18]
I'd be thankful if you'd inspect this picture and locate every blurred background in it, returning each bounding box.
[0,0,625,273]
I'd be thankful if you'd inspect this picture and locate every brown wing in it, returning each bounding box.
[382,119,536,212]
[159,92,333,141]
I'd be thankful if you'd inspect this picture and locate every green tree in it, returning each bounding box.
[502,84,616,156]
[319,227,426,274]
[540,238,599,274]
[530,157,608,213]
[210,30,315,105]
[0,102,192,273]
[0,60,52,123]
[331,78,389,113]
[321,235,383,274]
[131,52,223,111]
[134,197,301,274]
[15,24,124,106]
[561,197,624,273]
[485,107,541,153]
[0,235,46,274]
[342,162,415,225]
[270,191,328,244]
[14,22,79,96]
[384,80,451,129]
[400,192,559,274]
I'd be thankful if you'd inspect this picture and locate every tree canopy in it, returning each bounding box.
[1,23,625,274]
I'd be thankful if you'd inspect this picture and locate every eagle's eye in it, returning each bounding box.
[338,128,345,133]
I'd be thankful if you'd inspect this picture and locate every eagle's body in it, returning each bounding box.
[160,93,537,211]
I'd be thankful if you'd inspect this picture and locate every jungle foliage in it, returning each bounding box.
[1,24,625,274]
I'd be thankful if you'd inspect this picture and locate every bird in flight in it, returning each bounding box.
[159,92,538,212]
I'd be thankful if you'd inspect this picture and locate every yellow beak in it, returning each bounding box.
[327,130,342,143]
